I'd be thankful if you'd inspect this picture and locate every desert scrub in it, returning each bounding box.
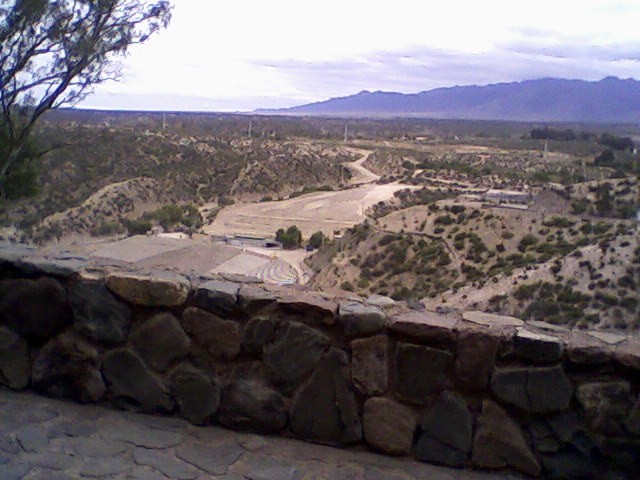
[518,281,591,326]
[435,214,454,225]
[340,281,354,292]
[543,216,575,228]
[518,234,539,252]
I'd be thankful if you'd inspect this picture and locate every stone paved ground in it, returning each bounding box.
[0,389,527,480]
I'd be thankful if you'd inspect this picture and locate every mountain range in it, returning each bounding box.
[262,77,640,123]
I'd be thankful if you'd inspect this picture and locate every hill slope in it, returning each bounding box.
[272,77,640,122]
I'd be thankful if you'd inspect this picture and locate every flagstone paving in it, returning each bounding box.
[0,388,527,480]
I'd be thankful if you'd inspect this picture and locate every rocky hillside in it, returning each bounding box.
[31,177,164,244]
[310,196,640,332]
[228,141,355,201]
[0,123,351,243]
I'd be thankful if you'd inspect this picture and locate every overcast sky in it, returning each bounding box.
[80,0,640,112]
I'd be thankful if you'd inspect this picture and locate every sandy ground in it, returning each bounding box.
[75,235,308,285]
[91,236,194,263]
[203,183,415,238]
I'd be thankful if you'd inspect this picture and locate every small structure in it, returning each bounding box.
[224,234,282,249]
[481,189,531,205]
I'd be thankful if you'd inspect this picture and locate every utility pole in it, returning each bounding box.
[162,112,167,130]
[543,140,549,159]
[248,120,252,138]
[344,123,348,144]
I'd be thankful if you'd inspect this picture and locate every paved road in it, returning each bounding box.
[0,389,525,480]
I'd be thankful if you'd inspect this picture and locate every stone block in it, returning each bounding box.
[169,363,220,426]
[102,348,173,413]
[106,272,190,307]
[462,310,524,327]
[472,399,541,476]
[218,379,287,434]
[363,397,416,455]
[69,280,131,343]
[513,328,563,363]
[131,312,191,371]
[576,381,632,436]
[237,285,276,312]
[455,327,499,391]
[181,307,241,360]
[0,277,72,344]
[277,293,337,324]
[615,340,640,373]
[566,333,612,365]
[389,311,457,344]
[528,366,574,414]
[242,317,278,356]
[395,342,453,405]
[491,365,572,414]
[0,326,30,389]
[338,301,386,337]
[290,348,361,446]
[351,335,388,395]
[32,333,105,403]
[626,396,640,436]
[192,280,239,315]
[264,321,329,394]
[15,255,88,278]
[365,294,395,307]
[416,391,472,467]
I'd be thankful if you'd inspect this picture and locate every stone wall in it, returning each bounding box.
[0,242,639,479]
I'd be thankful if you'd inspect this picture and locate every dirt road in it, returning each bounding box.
[343,148,380,185]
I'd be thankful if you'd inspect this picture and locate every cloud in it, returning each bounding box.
[81,92,302,112]
[80,0,640,110]
[251,37,640,104]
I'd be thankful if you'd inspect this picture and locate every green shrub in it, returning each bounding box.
[543,216,574,228]
[571,198,589,215]
[340,281,354,292]
[518,234,539,252]
[91,221,124,237]
[276,225,302,249]
[379,234,398,246]
[434,214,454,225]
[621,296,639,312]
[124,219,152,235]
[308,231,324,248]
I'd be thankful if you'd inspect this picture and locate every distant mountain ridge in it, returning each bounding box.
[264,77,640,123]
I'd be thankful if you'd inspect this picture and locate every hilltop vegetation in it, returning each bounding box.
[0,115,353,243]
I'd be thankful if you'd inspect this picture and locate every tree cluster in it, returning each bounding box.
[1,0,172,199]
[530,127,576,141]
[597,134,635,151]
[276,225,302,249]
[307,230,324,249]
